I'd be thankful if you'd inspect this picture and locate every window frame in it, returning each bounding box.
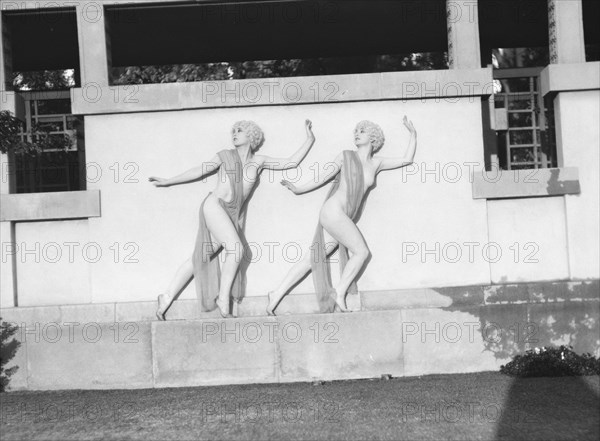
[12,90,85,194]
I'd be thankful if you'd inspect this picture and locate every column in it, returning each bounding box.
[0,10,17,308]
[446,0,481,69]
[548,0,586,64]
[76,1,110,87]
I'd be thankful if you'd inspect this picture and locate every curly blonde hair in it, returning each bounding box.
[232,120,265,151]
[354,120,385,153]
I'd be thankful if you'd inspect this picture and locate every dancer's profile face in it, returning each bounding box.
[232,126,249,147]
[354,126,371,147]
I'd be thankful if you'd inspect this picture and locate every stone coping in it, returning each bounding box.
[471,167,580,200]
[0,190,101,222]
[1,280,597,329]
[540,62,600,96]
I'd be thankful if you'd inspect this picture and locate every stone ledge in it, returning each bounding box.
[471,167,580,200]
[540,62,600,96]
[0,190,101,222]
[2,280,597,329]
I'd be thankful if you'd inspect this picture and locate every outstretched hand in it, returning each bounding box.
[305,119,314,140]
[148,176,168,187]
[403,115,416,134]
[281,179,299,194]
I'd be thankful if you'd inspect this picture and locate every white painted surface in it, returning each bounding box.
[557,91,600,279]
[75,98,490,304]
[487,197,570,283]
[15,220,92,306]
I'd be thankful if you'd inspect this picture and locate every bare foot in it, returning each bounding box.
[333,289,351,313]
[216,298,232,318]
[266,291,278,316]
[156,294,170,321]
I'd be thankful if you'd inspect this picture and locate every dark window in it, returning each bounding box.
[478,0,549,69]
[2,8,80,90]
[14,92,85,194]
[106,0,449,84]
[492,70,556,170]
[583,0,600,62]
[478,0,555,170]
[2,9,84,193]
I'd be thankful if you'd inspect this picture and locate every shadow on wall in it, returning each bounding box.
[494,376,600,440]
[478,302,599,361]
[435,282,600,361]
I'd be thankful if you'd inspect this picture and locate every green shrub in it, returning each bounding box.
[0,318,21,392]
[500,345,600,377]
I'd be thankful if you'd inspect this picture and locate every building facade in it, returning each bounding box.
[1,0,598,390]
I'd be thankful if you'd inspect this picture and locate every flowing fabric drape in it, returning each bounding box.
[192,149,248,312]
[311,150,365,313]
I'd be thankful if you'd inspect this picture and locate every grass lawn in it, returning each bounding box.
[1,372,599,441]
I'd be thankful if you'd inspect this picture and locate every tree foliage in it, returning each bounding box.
[13,53,450,88]
[0,318,21,392]
[12,70,74,91]
[0,111,73,155]
[112,53,449,85]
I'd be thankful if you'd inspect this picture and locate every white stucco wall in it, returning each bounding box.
[486,197,570,283]
[556,91,600,279]
[14,219,92,306]
[69,98,490,304]
[7,90,598,306]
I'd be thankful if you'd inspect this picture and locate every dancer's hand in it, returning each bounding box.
[281,179,299,194]
[149,176,169,187]
[305,119,315,141]
[403,115,416,134]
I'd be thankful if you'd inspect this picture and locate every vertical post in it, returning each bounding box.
[1,9,11,95]
[1,10,16,307]
[548,0,586,64]
[446,0,481,69]
[76,2,110,88]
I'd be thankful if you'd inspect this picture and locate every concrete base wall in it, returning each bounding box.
[2,280,598,391]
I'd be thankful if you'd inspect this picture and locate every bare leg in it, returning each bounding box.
[267,230,338,315]
[204,195,244,317]
[156,257,193,320]
[320,207,370,312]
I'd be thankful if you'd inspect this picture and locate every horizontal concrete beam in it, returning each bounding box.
[540,62,600,97]
[1,0,194,10]
[0,190,101,221]
[471,167,580,199]
[70,69,494,115]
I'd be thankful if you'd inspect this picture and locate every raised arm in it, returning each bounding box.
[258,119,315,171]
[281,152,342,195]
[149,154,221,187]
[378,116,417,172]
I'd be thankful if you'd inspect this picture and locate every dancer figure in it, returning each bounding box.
[150,120,315,319]
[267,116,417,315]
